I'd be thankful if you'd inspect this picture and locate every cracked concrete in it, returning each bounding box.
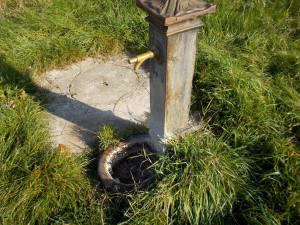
[36,54,150,152]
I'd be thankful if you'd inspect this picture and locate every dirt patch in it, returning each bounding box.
[111,143,157,185]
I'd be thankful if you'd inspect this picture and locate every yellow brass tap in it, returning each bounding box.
[128,51,155,72]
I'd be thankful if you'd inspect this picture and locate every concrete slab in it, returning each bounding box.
[36,54,150,152]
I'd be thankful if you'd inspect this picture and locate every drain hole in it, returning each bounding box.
[111,143,157,185]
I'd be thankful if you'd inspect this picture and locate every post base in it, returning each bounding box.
[149,113,203,154]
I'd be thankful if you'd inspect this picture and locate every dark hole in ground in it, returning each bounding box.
[111,143,157,185]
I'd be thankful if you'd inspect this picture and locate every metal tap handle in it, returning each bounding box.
[128,50,156,72]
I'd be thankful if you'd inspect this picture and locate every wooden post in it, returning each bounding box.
[136,0,216,153]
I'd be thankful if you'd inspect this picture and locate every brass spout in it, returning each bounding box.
[128,51,155,72]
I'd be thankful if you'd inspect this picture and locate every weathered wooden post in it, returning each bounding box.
[129,0,216,153]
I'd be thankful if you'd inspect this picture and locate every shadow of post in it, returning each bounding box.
[0,57,138,149]
[43,89,137,148]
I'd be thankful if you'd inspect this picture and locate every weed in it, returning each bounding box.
[97,124,119,149]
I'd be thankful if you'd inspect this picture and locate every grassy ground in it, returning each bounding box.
[0,0,299,224]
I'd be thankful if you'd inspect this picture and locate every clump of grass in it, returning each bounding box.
[0,0,146,75]
[124,130,250,224]
[0,0,30,14]
[97,124,120,149]
[191,0,300,223]
[97,124,149,150]
[0,83,108,224]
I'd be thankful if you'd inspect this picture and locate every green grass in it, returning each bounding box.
[0,0,299,224]
[0,82,110,224]
[0,0,147,75]
[124,130,251,224]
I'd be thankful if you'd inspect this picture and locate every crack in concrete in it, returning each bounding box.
[67,66,83,100]
[127,105,145,123]
[112,76,141,113]
[60,122,67,135]
[67,62,104,100]
[37,54,150,152]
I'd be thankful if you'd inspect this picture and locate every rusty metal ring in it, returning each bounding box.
[98,135,155,192]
